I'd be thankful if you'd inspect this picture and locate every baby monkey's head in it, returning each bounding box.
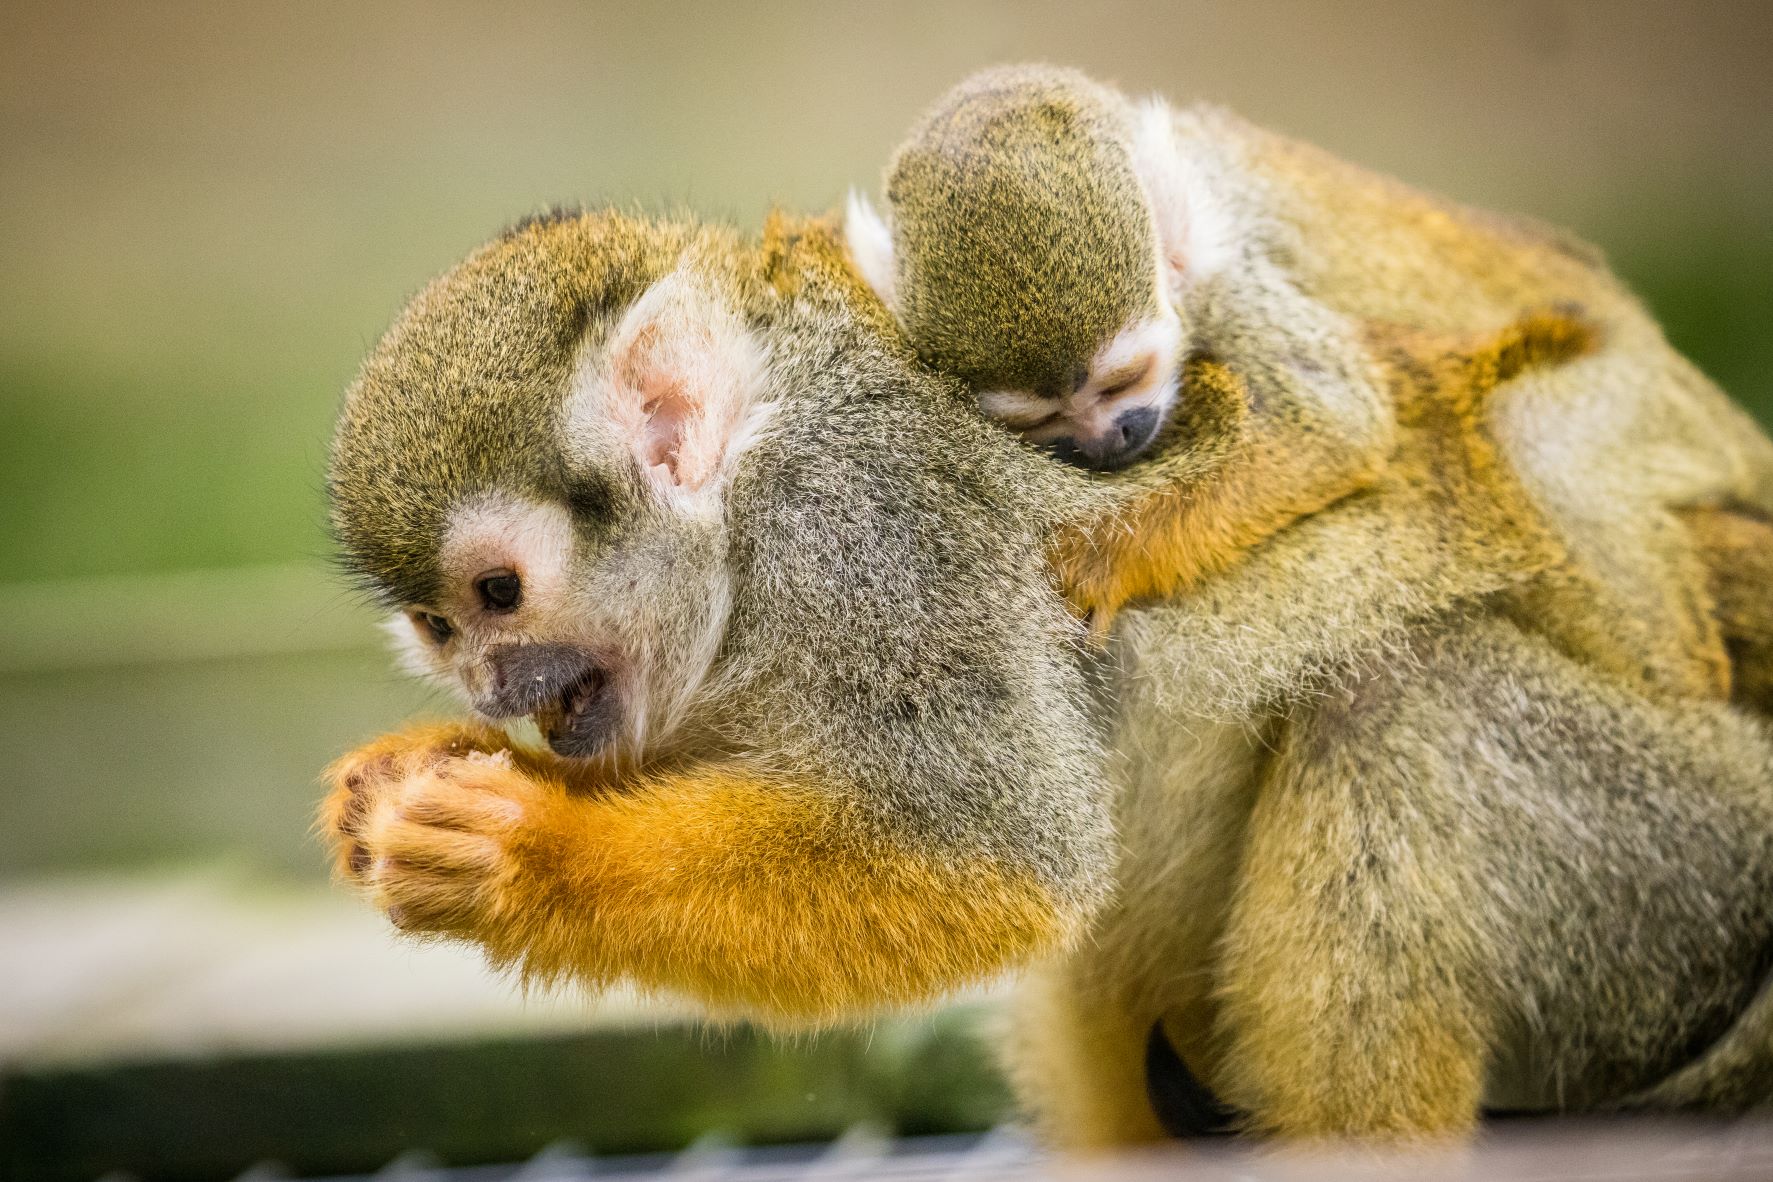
[847,64,1183,470]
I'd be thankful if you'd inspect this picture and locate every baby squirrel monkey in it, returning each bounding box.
[850,65,1773,702]
[848,64,1392,627]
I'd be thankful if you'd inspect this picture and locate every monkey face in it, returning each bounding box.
[332,217,776,767]
[845,146,1187,472]
[382,477,733,766]
[974,308,1183,471]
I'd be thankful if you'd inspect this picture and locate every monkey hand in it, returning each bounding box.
[319,722,1082,1020]
[319,723,561,941]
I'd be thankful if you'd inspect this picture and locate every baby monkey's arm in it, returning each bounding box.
[1052,295,1608,630]
[320,723,1076,1022]
[1051,266,1394,627]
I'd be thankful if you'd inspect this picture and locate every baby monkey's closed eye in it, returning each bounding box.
[1095,354,1155,401]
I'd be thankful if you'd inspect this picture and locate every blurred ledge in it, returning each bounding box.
[0,868,1012,1181]
[0,1019,1011,1182]
[0,867,690,1068]
[0,563,382,674]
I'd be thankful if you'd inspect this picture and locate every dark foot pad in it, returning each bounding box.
[1145,1021,1240,1139]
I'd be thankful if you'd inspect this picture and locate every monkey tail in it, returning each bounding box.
[1618,953,1773,1113]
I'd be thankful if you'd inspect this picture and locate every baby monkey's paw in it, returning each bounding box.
[320,724,542,937]
[1047,535,1131,637]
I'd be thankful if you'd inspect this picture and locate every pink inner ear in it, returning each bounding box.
[640,387,695,480]
[607,317,716,492]
[592,270,761,500]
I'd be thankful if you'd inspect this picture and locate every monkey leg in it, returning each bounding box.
[320,722,1080,1024]
[1214,684,1493,1140]
[1000,955,1171,1149]
[1215,615,1773,1138]
[1000,713,1270,1149]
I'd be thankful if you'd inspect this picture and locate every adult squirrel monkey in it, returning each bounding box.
[321,92,1773,1149]
[848,64,1773,702]
[322,213,1116,1021]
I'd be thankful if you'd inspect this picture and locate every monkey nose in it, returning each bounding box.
[478,642,604,717]
[1108,405,1162,457]
[1046,405,1162,471]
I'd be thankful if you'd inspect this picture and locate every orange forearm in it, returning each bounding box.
[514,767,1067,1015]
[324,726,1072,1021]
[1050,447,1377,627]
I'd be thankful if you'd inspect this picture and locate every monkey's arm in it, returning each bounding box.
[321,722,1083,1022]
[1051,269,1393,626]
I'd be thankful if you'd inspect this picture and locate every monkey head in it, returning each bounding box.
[845,64,1193,471]
[329,215,777,766]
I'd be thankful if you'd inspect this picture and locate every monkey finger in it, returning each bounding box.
[315,783,378,882]
[427,757,543,803]
[371,866,486,935]
[324,723,499,795]
[396,772,528,835]
[367,815,503,877]
[325,752,397,800]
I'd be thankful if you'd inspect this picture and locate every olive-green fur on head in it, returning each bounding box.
[887,64,1161,397]
[329,213,700,607]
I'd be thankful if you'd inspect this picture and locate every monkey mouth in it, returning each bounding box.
[533,667,620,759]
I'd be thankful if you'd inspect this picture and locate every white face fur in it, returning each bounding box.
[975,310,1184,453]
[389,266,775,766]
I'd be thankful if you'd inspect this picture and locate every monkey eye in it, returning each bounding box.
[414,611,454,644]
[977,389,1064,431]
[1096,354,1156,401]
[475,569,523,613]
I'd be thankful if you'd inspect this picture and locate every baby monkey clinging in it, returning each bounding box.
[850,65,1184,470]
[850,63,1398,625]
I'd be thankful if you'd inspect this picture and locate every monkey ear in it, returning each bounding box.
[843,189,898,310]
[1127,99,1234,303]
[570,269,773,509]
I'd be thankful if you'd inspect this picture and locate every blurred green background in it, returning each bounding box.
[2,0,1771,880]
[0,2,1769,1174]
